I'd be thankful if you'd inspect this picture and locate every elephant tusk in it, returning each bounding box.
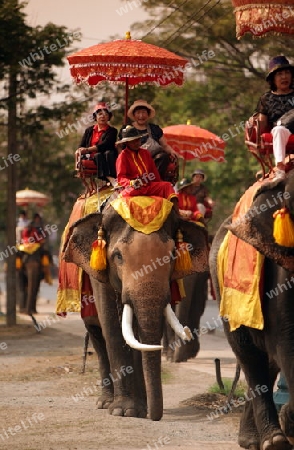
[164,304,192,341]
[122,304,163,352]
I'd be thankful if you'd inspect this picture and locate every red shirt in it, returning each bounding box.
[91,124,109,146]
[178,192,202,221]
[116,147,161,187]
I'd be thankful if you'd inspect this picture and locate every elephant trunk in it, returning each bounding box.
[142,350,163,421]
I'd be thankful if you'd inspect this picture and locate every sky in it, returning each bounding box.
[24,0,148,46]
[24,0,149,87]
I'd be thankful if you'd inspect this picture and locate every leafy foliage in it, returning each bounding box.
[118,0,294,231]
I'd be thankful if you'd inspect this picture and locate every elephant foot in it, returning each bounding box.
[96,392,114,409]
[262,432,292,450]
[108,396,147,418]
[280,404,294,446]
[238,434,259,449]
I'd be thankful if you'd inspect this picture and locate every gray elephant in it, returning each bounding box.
[209,173,294,450]
[63,201,208,421]
[17,247,52,315]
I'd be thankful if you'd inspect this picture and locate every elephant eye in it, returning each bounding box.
[112,250,123,264]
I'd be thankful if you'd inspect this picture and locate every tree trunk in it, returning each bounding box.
[6,64,17,326]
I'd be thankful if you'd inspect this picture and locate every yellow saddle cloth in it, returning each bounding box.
[218,182,265,332]
[111,196,173,234]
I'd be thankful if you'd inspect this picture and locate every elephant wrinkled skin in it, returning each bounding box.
[209,174,294,450]
[63,205,208,421]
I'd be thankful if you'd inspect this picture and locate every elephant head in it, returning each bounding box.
[63,205,208,420]
[228,174,294,271]
[64,206,208,344]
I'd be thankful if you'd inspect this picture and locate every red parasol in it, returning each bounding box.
[67,32,189,122]
[16,189,50,207]
[231,0,294,39]
[163,123,226,178]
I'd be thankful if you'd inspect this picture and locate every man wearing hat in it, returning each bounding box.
[191,170,213,219]
[177,178,204,223]
[78,102,118,182]
[255,55,294,180]
[116,126,178,203]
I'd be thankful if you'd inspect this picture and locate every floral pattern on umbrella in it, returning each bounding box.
[231,0,294,39]
[67,32,189,121]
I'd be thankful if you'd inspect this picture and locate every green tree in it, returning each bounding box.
[123,0,294,230]
[0,0,85,325]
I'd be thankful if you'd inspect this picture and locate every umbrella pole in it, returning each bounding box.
[182,158,186,179]
[124,79,129,125]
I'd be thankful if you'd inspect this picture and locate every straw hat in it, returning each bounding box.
[127,100,155,121]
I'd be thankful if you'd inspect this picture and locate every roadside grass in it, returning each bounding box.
[208,377,247,398]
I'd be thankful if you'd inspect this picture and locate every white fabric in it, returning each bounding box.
[197,203,206,216]
[271,125,291,164]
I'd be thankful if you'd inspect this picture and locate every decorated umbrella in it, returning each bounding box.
[16,189,50,207]
[231,0,294,39]
[163,123,226,176]
[67,32,189,123]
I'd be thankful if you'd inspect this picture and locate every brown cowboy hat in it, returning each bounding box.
[127,100,156,121]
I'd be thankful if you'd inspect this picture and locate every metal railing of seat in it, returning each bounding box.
[245,118,294,179]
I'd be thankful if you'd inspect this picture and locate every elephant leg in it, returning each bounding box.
[26,261,41,315]
[227,328,290,450]
[17,269,27,313]
[91,279,147,418]
[82,315,114,409]
[238,398,260,450]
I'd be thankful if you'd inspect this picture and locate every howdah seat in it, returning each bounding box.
[245,116,294,178]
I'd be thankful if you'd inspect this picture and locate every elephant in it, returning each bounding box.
[162,271,209,362]
[63,200,208,421]
[17,246,52,315]
[209,173,294,450]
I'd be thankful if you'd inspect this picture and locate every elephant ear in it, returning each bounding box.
[228,182,294,272]
[171,219,209,280]
[63,212,109,283]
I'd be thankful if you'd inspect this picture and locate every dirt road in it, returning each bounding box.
[1,287,242,450]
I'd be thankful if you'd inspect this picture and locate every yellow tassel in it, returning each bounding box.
[174,229,192,271]
[273,208,294,247]
[16,256,22,269]
[90,227,107,270]
[41,255,50,266]
[176,278,186,298]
